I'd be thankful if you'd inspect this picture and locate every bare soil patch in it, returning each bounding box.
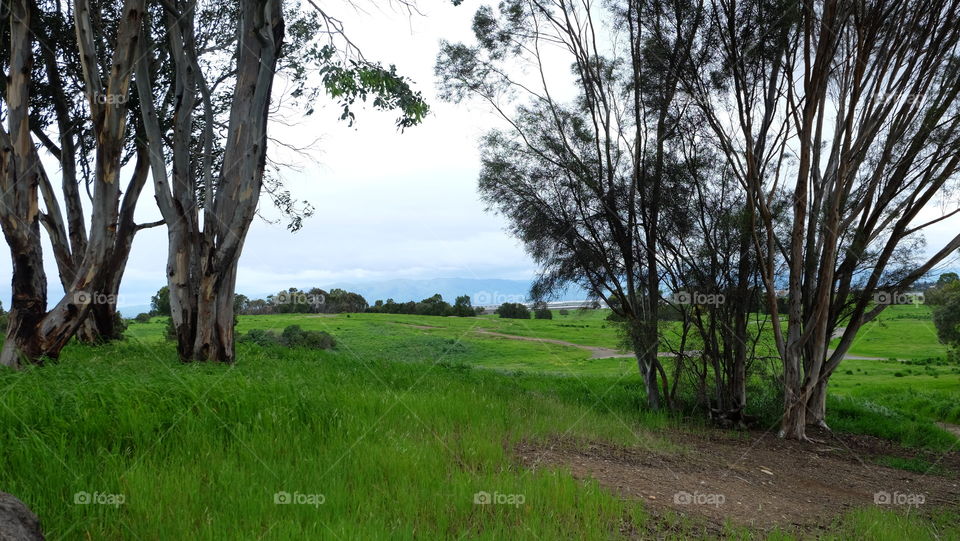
[516,428,960,533]
[474,329,636,359]
[397,323,443,330]
[938,423,960,440]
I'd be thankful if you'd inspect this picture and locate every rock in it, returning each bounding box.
[0,493,43,541]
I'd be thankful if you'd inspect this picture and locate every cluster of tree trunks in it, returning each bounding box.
[0,0,146,368]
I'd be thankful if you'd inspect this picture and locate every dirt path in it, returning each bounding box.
[826,350,888,361]
[829,327,888,360]
[938,422,960,439]
[473,329,639,359]
[476,328,884,361]
[398,323,443,330]
[517,430,960,533]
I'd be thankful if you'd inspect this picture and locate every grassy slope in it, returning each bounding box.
[829,305,960,433]
[0,311,956,539]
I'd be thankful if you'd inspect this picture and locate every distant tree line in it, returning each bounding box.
[369,294,482,317]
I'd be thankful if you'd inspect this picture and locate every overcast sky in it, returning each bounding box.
[1,1,958,312]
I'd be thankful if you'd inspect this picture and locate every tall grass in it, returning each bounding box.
[0,319,954,539]
[0,340,669,539]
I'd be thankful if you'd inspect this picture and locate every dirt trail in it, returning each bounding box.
[476,328,882,361]
[938,422,960,439]
[829,327,887,360]
[473,329,641,359]
[517,431,960,533]
[398,323,442,330]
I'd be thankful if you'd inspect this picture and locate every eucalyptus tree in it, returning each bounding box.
[2,2,303,347]
[19,2,159,344]
[437,0,704,409]
[683,0,960,440]
[0,0,145,367]
[136,0,428,362]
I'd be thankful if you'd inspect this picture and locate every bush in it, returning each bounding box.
[239,328,283,347]
[534,307,553,319]
[280,325,336,349]
[134,313,152,323]
[559,309,569,316]
[165,317,176,341]
[237,326,335,350]
[496,303,530,319]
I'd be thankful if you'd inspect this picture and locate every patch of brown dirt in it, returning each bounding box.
[516,429,960,533]
[397,323,442,330]
[937,423,960,440]
[474,329,636,359]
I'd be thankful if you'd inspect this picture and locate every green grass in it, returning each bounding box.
[834,304,950,361]
[1,339,670,540]
[0,310,956,539]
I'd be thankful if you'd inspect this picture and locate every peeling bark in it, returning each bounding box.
[137,0,284,362]
[0,0,146,367]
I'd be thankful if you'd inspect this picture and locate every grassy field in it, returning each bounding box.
[0,307,957,539]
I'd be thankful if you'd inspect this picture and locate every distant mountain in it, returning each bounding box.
[328,278,590,307]
[118,304,152,318]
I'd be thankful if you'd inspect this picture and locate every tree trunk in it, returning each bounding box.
[730,355,747,413]
[780,397,808,440]
[779,349,808,440]
[630,324,662,410]
[137,0,284,363]
[805,376,830,429]
[0,249,48,368]
[192,256,239,362]
[166,226,199,361]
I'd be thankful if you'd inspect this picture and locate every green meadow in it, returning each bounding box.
[0,306,957,539]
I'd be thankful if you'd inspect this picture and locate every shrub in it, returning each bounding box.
[238,326,336,350]
[165,317,176,341]
[239,328,283,347]
[534,307,553,319]
[134,313,152,323]
[496,302,530,319]
[559,309,569,316]
[279,325,336,349]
